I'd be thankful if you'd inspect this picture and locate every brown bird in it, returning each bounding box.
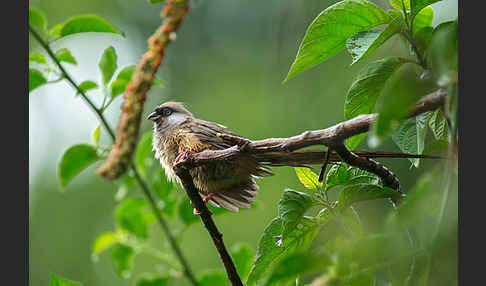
[148,102,439,213]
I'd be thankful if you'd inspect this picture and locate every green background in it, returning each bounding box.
[29,0,458,285]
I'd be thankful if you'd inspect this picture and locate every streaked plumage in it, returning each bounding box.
[149,102,272,212]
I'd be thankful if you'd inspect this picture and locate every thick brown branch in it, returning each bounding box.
[174,166,244,286]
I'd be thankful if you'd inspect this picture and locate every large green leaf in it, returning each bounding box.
[110,243,135,279]
[230,243,255,279]
[55,48,77,65]
[391,112,432,167]
[412,5,433,35]
[410,0,442,21]
[337,183,400,211]
[279,189,319,239]
[344,57,407,148]
[115,198,154,240]
[136,276,170,286]
[427,21,458,87]
[29,7,47,31]
[264,252,332,286]
[284,0,390,82]
[99,46,117,85]
[49,273,83,286]
[29,68,48,92]
[326,163,380,191]
[92,231,117,255]
[57,144,101,190]
[294,167,322,191]
[347,10,403,65]
[247,214,326,285]
[59,15,122,38]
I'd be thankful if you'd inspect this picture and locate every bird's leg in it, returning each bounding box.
[175,149,195,164]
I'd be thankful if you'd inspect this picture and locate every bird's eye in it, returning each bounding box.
[162,108,173,116]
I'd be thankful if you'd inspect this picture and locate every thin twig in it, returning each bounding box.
[29,25,199,286]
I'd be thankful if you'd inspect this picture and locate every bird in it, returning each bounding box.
[148,102,441,213]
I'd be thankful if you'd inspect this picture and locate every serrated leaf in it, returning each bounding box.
[115,198,154,240]
[135,131,154,177]
[337,183,399,211]
[110,243,135,279]
[294,167,322,191]
[78,80,99,95]
[29,68,48,92]
[92,232,117,255]
[231,243,255,279]
[347,11,403,65]
[60,15,122,38]
[247,214,326,285]
[136,276,170,286]
[29,7,47,30]
[427,21,458,87]
[284,0,390,82]
[92,125,101,146]
[370,63,437,145]
[197,270,228,286]
[428,109,449,141]
[344,57,407,148]
[279,189,319,239]
[264,252,332,286]
[29,53,47,65]
[49,273,83,286]
[55,48,77,65]
[57,144,101,189]
[326,163,380,190]
[99,46,117,85]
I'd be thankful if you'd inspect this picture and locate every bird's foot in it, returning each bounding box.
[202,192,215,203]
[175,149,195,164]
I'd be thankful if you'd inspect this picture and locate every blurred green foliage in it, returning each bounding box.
[29,0,457,285]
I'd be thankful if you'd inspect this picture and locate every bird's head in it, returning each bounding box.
[147,101,194,132]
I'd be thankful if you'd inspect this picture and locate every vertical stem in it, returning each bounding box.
[29,26,199,286]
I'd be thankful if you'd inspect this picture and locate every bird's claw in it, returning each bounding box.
[174,149,195,164]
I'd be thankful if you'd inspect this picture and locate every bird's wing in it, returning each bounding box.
[184,118,241,150]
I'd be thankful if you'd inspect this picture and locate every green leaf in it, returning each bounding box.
[346,11,403,65]
[410,0,442,21]
[337,183,400,211]
[49,273,83,286]
[279,189,319,239]
[135,131,154,177]
[59,15,122,38]
[29,7,47,30]
[110,243,135,279]
[92,232,117,255]
[294,167,322,191]
[55,48,77,65]
[389,0,410,10]
[427,21,458,87]
[151,169,177,217]
[115,198,154,240]
[49,24,64,38]
[326,163,380,190]
[412,5,433,35]
[29,53,47,65]
[29,68,48,92]
[57,144,101,189]
[197,270,228,286]
[284,0,390,82]
[78,80,99,95]
[99,46,117,85]
[264,252,332,286]
[92,125,101,146]
[414,26,434,57]
[391,112,432,167]
[370,63,437,145]
[428,109,449,141]
[153,78,165,87]
[344,57,407,148]
[136,276,170,286]
[247,215,325,285]
[231,243,255,279]
[110,65,135,98]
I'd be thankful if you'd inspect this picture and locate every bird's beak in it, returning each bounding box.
[147,112,161,121]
